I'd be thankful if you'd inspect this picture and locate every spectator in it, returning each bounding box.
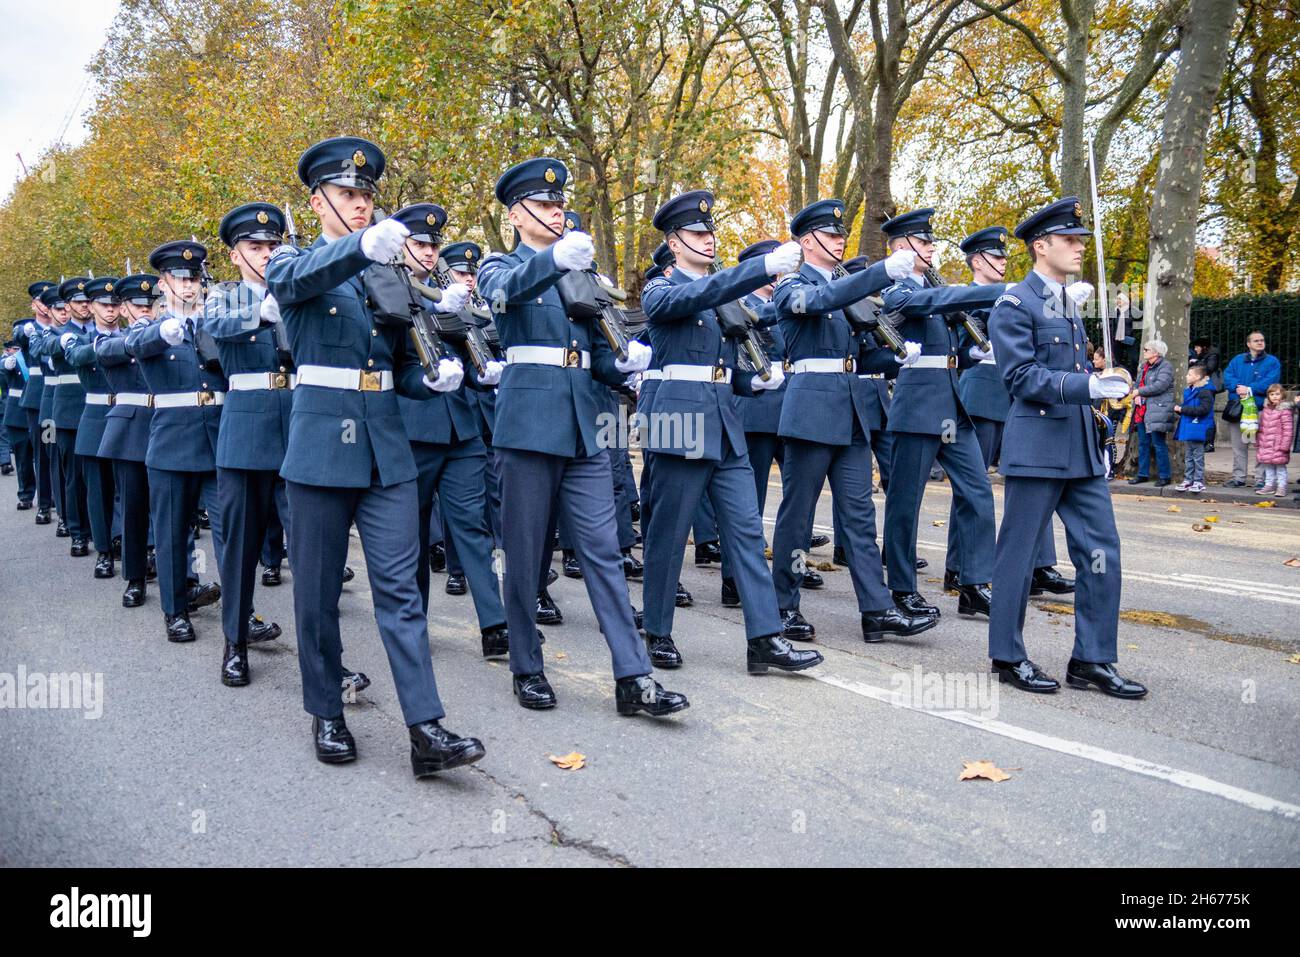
[1221,330,1281,488]
[1173,365,1215,493]
[1127,339,1175,488]
[1255,384,1293,498]
[1189,337,1221,450]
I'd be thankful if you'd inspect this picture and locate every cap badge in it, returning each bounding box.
[544,167,557,184]
[77,282,85,290]
[465,248,475,260]
[256,211,269,224]
[182,249,193,260]
[140,281,150,291]
[1073,201,1083,219]
[105,282,114,291]
[426,213,437,226]
[353,150,367,168]
[833,207,842,219]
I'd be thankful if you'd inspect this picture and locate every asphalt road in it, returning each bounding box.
[2,464,1298,867]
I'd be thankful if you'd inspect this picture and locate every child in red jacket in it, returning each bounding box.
[1255,384,1293,497]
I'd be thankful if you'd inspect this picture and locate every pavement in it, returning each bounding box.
[1,460,1298,867]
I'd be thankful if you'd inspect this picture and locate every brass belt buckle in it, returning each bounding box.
[564,349,581,368]
[783,359,793,373]
[197,391,215,406]
[106,394,116,407]
[947,355,958,369]
[843,357,855,373]
[272,373,289,390]
[360,371,382,391]
[712,365,726,382]
[145,395,155,408]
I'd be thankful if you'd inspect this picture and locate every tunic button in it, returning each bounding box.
[571,340,578,348]
[1076,364,1081,371]
[1054,336,1060,343]
[1075,343,1080,350]
[697,320,703,326]
[537,298,543,304]
[249,335,256,341]
[169,355,175,361]
[280,366,286,373]
[1040,409,1046,416]
[371,329,377,337]
[367,359,374,368]
[329,307,337,315]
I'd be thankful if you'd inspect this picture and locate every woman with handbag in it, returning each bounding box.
[1127,340,1175,487]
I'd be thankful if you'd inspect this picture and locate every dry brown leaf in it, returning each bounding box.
[813,561,838,571]
[1200,498,1218,503]
[1203,515,1219,523]
[1284,558,1300,568]
[1256,500,1276,508]
[553,651,568,660]
[925,577,944,584]
[1192,522,1212,532]
[931,520,946,527]
[1126,644,1139,650]
[764,547,773,560]
[1166,504,1182,512]
[1121,610,1180,627]
[547,752,586,771]
[959,760,1011,783]
[1037,602,1076,616]
[1287,654,1300,665]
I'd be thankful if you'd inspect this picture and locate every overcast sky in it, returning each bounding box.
[0,1,122,196]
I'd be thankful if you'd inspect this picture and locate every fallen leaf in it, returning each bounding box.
[547,752,586,771]
[1126,644,1139,650]
[1287,654,1300,665]
[553,651,568,660]
[1121,610,1181,627]
[1166,504,1182,512]
[931,520,946,527]
[1036,602,1076,616]
[1192,523,1212,532]
[1256,500,1276,508]
[813,561,838,572]
[1284,558,1300,568]
[959,760,1011,783]
[763,547,773,560]
[1201,498,1218,503]
[1203,515,1219,523]
[925,577,943,584]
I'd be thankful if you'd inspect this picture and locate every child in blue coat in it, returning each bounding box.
[1174,365,1216,492]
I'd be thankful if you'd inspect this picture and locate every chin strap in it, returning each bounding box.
[977,250,1006,281]
[810,231,844,265]
[516,199,565,241]
[669,229,718,270]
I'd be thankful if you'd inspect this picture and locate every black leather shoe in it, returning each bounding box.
[165,613,196,643]
[645,633,683,669]
[992,658,1060,693]
[56,520,69,537]
[221,642,250,687]
[916,557,929,570]
[957,583,992,618]
[1127,476,1149,485]
[341,565,355,584]
[545,567,558,586]
[1065,659,1148,699]
[630,501,641,524]
[481,625,510,657]
[747,634,823,673]
[410,720,485,777]
[536,589,563,625]
[111,535,122,560]
[34,507,51,525]
[832,545,846,566]
[313,716,357,764]
[1030,566,1075,595]
[70,538,89,556]
[261,564,282,587]
[146,546,157,581]
[16,499,32,510]
[429,542,446,572]
[513,673,557,709]
[562,550,583,578]
[633,608,643,631]
[862,607,938,643]
[720,577,741,607]
[615,675,689,717]
[196,508,211,530]
[247,613,281,644]
[801,570,824,589]
[0,463,12,475]
[1153,478,1171,488]
[694,540,722,565]
[780,608,816,641]
[622,550,643,579]
[943,569,959,592]
[187,581,221,612]
[445,572,467,595]
[674,581,693,608]
[810,533,831,549]
[94,553,114,578]
[122,580,145,608]
[341,669,371,697]
[893,591,940,617]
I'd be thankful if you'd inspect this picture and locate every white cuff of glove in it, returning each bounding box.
[259,294,282,324]
[896,341,922,366]
[435,283,469,314]
[969,345,993,362]
[360,219,411,263]
[60,333,77,349]
[160,318,184,345]
[552,231,596,272]
[479,360,504,386]
[762,241,803,277]
[752,366,785,391]
[1089,374,1130,400]
[425,358,465,393]
[615,340,652,374]
[885,249,917,281]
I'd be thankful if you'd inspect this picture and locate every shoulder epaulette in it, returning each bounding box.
[993,294,1022,308]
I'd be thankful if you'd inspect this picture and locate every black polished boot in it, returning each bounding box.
[196,507,211,530]
[536,588,563,625]
[481,624,509,658]
[341,669,371,697]
[428,542,446,572]
[221,641,250,687]
[916,557,929,570]
[893,590,940,617]
[410,720,486,777]
[313,715,357,764]
[145,546,157,581]
[633,608,644,631]
[561,549,582,578]
[187,581,221,612]
[942,569,960,592]
[34,507,51,525]
[111,535,122,560]
[645,633,683,669]
[70,537,89,557]
[1065,659,1148,699]
[622,550,643,580]
[720,577,741,607]
[56,519,69,537]
[93,553,115,578]
[862,607,938,643]
[957,583,992,618]
[832,545,846,566]
[445,571,467,595]
[801,569,824,589]
[629,501,641,524]
[513,673,557,709]
[694,540,722,565]
[165,613,196,643]
[615,675,689,717]
[747,634,823,674]
[545,567,558,586]
[1030,566,1075,595]
[261,564,282,587]
[341,565,355,584]
[674,581,693,607]
[16,499,32,510]
[810,533,831,549]
[780,608,816,641]
[247,613,281,644]
[992,658,1060,693]
[122,580,145,608]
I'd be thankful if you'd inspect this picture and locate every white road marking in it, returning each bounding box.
[810,669,1300,822]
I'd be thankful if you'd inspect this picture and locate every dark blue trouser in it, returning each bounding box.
[498,447,651,680]
[947,417,1056,573]
[558,448,635,553]
[7,425,34,503]
[1136,421,1171,481]
[413,438,505,629]
[27,408,53,509]
[885,426,994,592]
[114,459,150,582]
[259,483,290,569]
[773,432,893,614]
[217,466,282,644]
[482,439,503,549]
[989,475,1121,664]
[287,477,444,725]
[745,430,782,516]
[148,468,223,617]
[644,440,782,640]
[81,454,116,554]
[55,430,88,538]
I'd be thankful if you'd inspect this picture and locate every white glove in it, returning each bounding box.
[969,344,993,362]
[552,231,596,272]
[615,340,652,374]
[1065,281,1093,307]
[624,373,641,393]
[360,218,410,263]
[762,241,803,277]
[1089,374,1130,400]
[23,322,36,337]
[751,365,785,391]
[159,317,184,345]
[259,294,281,324]
[885,249,917,281]
[435,282,469,314]
[59,332,77,350]
[895,340,922,366]
[479,360,504,386]
[2,355,16,370]
[424,357,465,393]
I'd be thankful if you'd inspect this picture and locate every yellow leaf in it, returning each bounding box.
[959,760,1011,782]
[1287,654,1300,665]
[1166,504,1182,512]
[931,520,946,527]
[1256,500,1276,508]
[547,752,586,770]
[1203,515,1219,523]
[1037,602,1076,616]
[763,547,773,560]
[1126,644,1139,650]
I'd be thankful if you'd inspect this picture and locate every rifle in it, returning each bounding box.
[432,256,495,375]
[707,262,772,382]
[920,261,992,352]
[831,262,908,358]
[360,208,448,382]
[554,266,637,362]
[191,237,225,375]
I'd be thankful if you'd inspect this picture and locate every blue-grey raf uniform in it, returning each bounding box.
[735,239,786,515]
[31,291,68,522]
[47,277,94,545]
[17,285,57,513]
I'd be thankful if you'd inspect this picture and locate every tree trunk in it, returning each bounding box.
[1057,0,1096,206]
